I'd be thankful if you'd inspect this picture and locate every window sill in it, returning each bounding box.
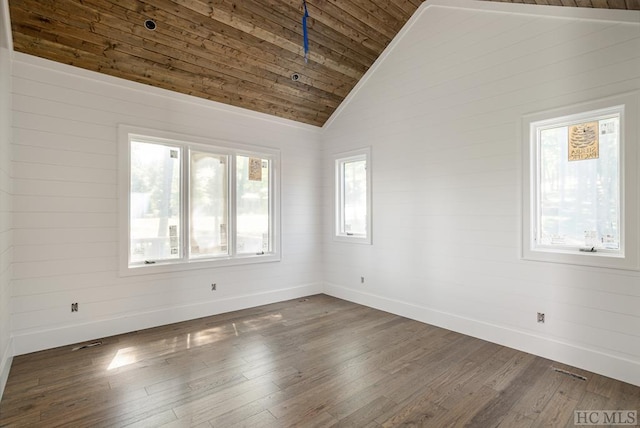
[120,253,281,277]
[334,234,372,245]
[522,247,638,271]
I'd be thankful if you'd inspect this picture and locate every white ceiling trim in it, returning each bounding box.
[0,0,12,51]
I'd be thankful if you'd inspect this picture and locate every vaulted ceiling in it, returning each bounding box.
[8,0,640,126]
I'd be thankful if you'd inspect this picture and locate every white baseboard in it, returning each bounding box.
[324,282,640,387]
[12,283,323,356]
[0,336,13,402]
[9,281,639,388]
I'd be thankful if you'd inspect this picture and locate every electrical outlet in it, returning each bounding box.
[537,312,545,323]
[71,302,78,313]
[211,283,217,291]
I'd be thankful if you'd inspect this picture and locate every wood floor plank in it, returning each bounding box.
[606,381,640,411]
[576,390,611,411]
[329,395,398,427]
[206,400,274,427]
[533,392,579,428]
[507,362,567,420]
[498,411,536,428]
[467,356,552,426]
[483,351,538,392]
[226,409,279,428]
[122,408,178,428]
[1,294,638,427]
[586,372,620,398]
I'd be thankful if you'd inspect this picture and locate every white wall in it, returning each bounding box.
[322,1,640,386]
[10,53,323,355]
[3,0,640,397]
[0,0,13,401]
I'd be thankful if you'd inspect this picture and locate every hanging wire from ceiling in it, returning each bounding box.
[302,0,310,63]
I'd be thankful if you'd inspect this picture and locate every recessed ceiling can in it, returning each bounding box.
[144,19,157,31]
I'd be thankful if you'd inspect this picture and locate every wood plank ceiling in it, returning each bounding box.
[8,0,640,127]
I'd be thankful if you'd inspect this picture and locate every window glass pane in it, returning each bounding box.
[342,159,367,235]
[190,152,228,258]
[130,141,181,263]
[236,156,270,254]
[538,116,620,250]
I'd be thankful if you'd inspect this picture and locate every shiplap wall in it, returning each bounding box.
[10,53,323,355]
[323,1,640,386]
[0,41,12,400]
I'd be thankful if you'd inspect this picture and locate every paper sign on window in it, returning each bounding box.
[568,122,599,161]
[169,225,178,254]
[249,157,262,181]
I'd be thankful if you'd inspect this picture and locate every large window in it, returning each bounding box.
[522,94,638,270]
[536,111,621,252]
[334,148,371,244]
[120,127,279,274]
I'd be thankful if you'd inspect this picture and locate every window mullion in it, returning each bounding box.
[229,154,237,257]
[340,162,346,235]
[121,125,282,274]
[269,157,276,254]
[182,146,190,262]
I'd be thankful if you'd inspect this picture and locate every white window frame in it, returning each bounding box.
[119,125,280,276]
[521,93,639,270]
[334,147,372,244]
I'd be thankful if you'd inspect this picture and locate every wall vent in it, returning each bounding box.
[552,367,587,381]
[71,341,103,351]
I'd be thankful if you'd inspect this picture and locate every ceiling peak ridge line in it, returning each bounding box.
[13,0,636,128]
[323,0,430,130]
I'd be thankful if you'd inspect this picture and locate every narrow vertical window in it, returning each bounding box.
[130,141,182,264]
[335,148,371,244]
[189,151,229,258]
[236,156,271,254]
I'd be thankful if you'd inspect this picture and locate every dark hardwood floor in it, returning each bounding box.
[1,294,638,427]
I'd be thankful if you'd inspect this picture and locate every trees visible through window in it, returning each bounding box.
[522,93,640,270]
[124,130,279,272]
[536,114,621,252]
[130,141,182,264]
[236,155,271,255]
[189,151,228,258]
[335,148,371,244]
